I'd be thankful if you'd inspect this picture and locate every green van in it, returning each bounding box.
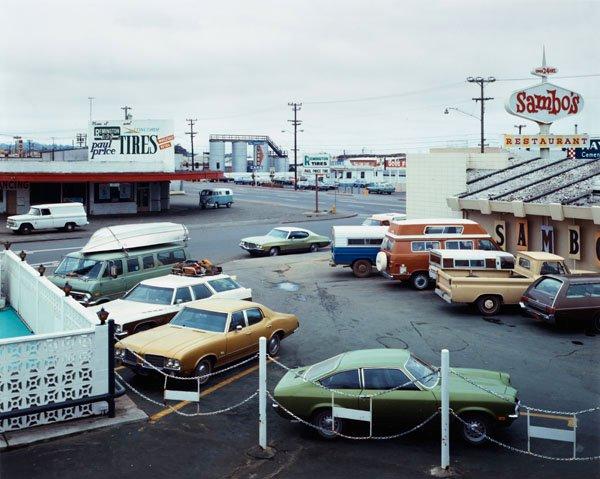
[48,244,189,306]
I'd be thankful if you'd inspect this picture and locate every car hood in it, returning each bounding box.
[117,324,218,358]
[90,299,173,324]
[240,235,278,245]
[448,367,516,399]
[7,214,35,221]
[47,275,94,289]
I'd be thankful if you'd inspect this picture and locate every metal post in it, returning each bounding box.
[259,336,267,450]
[107,319,116,418]
[441,349,450,470]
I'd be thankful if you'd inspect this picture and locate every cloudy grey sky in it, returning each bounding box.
[1,0,598,155]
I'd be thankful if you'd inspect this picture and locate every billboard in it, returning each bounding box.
[503,134,589,149]
[304,154,330,174]
[89,120,175,167]
[567,138,600,159]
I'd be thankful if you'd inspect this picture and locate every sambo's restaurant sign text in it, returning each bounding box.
[505,82,584,124]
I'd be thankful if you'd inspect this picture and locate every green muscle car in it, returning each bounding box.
[273,349,519,445]
[239,227,330,256]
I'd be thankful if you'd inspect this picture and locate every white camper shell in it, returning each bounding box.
[428,249,516,280]
[6,202,88,234]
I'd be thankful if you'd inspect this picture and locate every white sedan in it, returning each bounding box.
[91,273,252,338]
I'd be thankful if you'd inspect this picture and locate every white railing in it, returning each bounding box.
[0,250,109,432]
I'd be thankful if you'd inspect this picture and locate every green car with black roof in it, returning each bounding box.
[239,227,330,257]
[273,349,519,445]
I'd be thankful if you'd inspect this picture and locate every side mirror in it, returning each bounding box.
[236,325,243,332]
[176,299,183,304]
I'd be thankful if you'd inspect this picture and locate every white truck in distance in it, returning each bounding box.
[6,202,88,234]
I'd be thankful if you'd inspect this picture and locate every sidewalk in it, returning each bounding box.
[0,194,356,244]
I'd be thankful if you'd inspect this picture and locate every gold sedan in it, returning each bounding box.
[115,298,299,383]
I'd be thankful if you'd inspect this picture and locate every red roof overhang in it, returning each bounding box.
[0,171,225,183]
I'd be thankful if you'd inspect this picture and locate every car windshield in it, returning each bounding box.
[208,277,241,292]
[54,256,104,279]
[170,307,228,333]
[405,355,438,388]
[304,354,343,381]
[267,229,288,239]
[123,284,174,305]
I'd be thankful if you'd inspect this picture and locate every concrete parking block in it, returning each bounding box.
[1,395,147,450]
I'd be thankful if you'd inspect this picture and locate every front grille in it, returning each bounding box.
[243,242,257,249]
[144,354,166,368]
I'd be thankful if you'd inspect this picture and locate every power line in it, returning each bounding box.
[288,102,302,190]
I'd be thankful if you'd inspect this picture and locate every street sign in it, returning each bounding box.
[303,154,330,174]
[568,138,600,159]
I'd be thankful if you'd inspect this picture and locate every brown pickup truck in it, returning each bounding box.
[434,251,588,316]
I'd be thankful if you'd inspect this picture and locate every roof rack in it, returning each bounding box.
[171,259,223,277]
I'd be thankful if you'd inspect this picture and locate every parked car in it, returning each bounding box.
[367,183,395,195]
[199,188,234,209]
[428,249,515,281]
[434,251,580,316]
[352,179,369,188]
[520,274,600,332]
[273,348,519,445]
[296,180,312,190]
[115,299,300,383]
[6,202,88,234]
[330,225,389,277]
[318,179,338,190]
[239,227,330,256]
[48,223,190,306]
[361,213,406,227]
[91,271,252,338]
[376,219,499,290]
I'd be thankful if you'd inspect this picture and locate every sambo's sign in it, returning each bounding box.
[505,82,584,124]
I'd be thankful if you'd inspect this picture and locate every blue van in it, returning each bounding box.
[330,225,389,278]
[199,188,234,209]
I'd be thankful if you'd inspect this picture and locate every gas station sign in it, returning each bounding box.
[303,154,330,174]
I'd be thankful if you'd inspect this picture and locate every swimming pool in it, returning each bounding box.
[0,306,33,340]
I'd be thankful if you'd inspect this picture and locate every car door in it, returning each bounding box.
[225,311,252,360]
[103,259,126,299]
[124,257,144,290]
[39,208,54,229]
[290,231,310,251]
[359,368,438,425]
[320,369,362,411]
[243,307,269,352]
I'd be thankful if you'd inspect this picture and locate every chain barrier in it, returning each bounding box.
[450,410,600,462]
[115,372,258,417]
[450,369,600,416]
[267,390,439,440]
[268,355,438,399]
[115,338,258,381]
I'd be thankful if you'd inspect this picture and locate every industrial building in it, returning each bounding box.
[208,134,288,173]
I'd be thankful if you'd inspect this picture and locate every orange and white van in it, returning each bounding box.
[375,218,499,290]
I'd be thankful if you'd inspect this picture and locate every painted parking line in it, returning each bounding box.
[148,358,272,423]
[519,411,576,427]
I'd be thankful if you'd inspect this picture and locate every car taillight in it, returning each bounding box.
[545,305,555,314]
[520,295,528,303]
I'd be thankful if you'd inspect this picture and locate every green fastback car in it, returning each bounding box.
[239,227,330,257]
[273,349,519,445]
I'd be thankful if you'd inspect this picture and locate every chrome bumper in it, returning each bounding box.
[435,288,452,303]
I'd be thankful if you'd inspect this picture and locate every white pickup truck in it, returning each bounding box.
[435,251,582,316]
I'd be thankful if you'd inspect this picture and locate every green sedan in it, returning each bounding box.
[273,349,519,445]
[239,227,330,256]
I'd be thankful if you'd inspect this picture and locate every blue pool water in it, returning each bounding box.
[0,306,33,339]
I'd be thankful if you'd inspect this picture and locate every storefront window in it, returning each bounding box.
[94,183,134,203]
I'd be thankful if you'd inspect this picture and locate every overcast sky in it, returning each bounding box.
[1,0,598,155]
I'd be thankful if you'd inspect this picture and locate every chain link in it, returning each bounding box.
[268,390,439,440]
[115,372,258,417]
[268,355,437,399]
[450,410,600,462]
[115,339,258,381]
[450,369,600,416]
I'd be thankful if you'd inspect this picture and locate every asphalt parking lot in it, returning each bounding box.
[1,253,598,479]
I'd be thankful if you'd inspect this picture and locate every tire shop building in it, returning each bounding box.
[0,119,223,216]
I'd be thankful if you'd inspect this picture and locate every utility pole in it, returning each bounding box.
[186,119,197,171]
[51,137,56,161]
[467,76,495,153]
[288,102,302,190]
[514,124,527,135]
[121,105,132,120]
[76,133,86,148]
[88,97,94,123]
[574,124,578,134]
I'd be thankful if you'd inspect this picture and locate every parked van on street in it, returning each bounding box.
[6,202,88,234]
[428,249,515,280]
[330,225,389,277]
[375,218,499,290]
[199,188,234,209]
[48,223,190,305]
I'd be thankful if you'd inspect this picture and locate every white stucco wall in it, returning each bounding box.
[406,154,467,219]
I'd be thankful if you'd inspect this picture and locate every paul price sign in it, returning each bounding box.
[303,154,331,175]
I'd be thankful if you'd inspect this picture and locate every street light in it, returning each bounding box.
[444,107,480,121]
[466,76,496,153]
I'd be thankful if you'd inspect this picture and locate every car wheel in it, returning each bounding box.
[226,202,232,208]
[411,272,430,290]
[591,313,600,334]
[269,247,280,257]
[64,222,76,232]
[19,224,33,235]
[459,413,491,446]
[313,409,343,439]
[309,243,319,253]
[352,260,372,278]
[477,295,501,316]
[194,358,213,385]
[267,333,281,356]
